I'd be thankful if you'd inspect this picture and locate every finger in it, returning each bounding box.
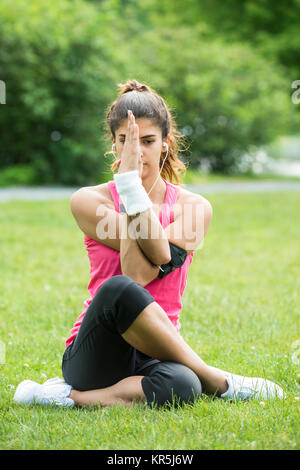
[127,110,132,142]
[129,111,138,136]
[129,110,135,141]
[129,110,136,126]
[132,123,139,142]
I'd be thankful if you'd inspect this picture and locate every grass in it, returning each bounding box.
[0,189,299,450]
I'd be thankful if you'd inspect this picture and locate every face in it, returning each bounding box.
[112,118,169,176]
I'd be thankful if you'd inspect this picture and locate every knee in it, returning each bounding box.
[94,275,154,335]
[142,362,202,409]
[90,275,133,328]
[95,275,135,310]
[167,364,202,408]
[97,275,133,298]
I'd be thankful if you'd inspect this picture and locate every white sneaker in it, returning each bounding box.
[14,377,74,407]
[220,371,285,401]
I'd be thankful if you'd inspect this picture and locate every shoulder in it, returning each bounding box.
[173,185,213,219]
[70,182,114,209]
[92,182,115,204]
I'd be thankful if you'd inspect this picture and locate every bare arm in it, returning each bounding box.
[116,109,171,266]
[126,208,171,266]
[164,193,213,255]
[70,172,213,286]
[70,187,160,286]
[119,212,160,285]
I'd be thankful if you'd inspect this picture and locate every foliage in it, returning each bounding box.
[0,0,119,185]
[0,164,38,186]
[133,0,300,80]
[0,0,298,183]
[119,26,294,173]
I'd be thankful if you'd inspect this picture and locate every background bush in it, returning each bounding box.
[0,0,299,185]
[0,0,120,186]
[120,26,294,173]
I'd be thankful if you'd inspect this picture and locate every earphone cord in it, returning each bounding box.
[147,149,169,197]
[112,144,169,197]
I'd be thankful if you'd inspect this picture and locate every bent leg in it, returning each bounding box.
[70,375,147,408]
[70,361,202,409]
[62,275,157,391]
[63,274,227,401]
[121,300,228,395]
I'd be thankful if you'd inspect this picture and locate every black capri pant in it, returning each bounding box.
[62,275,202,408]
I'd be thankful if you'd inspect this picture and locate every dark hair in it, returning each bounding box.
[103,79,189,185]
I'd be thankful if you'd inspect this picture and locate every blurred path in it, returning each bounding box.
[186,180,300,194]
[0,186,79,202]
[1,180,300,201]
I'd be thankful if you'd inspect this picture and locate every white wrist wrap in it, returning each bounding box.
[114,170,153,216]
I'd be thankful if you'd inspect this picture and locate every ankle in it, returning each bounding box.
[202,368,229,396]
[69,389,79,403]
[219,377,229,395]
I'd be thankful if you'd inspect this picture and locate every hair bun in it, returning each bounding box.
[117,79,149,96]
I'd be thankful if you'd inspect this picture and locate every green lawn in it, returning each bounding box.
[0,190,299,450]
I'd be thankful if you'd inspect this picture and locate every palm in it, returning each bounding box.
[119,110,143,178]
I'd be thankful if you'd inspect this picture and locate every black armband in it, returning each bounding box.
[157,242,188,278]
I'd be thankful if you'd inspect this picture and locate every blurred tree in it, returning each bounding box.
[0,0,298,183]
[136,0,300,80]
[0,0,120,185]
[97,0,299,173]
[201,0,300,85]
[117,26,294,173]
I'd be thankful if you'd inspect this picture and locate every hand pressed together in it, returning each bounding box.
[118,110,143,178]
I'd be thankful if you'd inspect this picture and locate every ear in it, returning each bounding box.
[162,134,171,150]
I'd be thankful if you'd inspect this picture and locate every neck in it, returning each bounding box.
[141,172,166,204]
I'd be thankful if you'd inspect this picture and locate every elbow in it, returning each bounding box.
[153,239,172,266]
[161,253,171,265]
[150,249,171,266]
[161,243,172,265]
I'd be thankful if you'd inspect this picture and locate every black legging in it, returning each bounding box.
[62,275,202,408]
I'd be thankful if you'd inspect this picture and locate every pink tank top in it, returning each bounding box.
[65,177,194,348]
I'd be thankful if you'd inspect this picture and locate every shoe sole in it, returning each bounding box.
[14,380,38,405]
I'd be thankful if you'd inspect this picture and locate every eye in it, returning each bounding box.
[119,139,154,144]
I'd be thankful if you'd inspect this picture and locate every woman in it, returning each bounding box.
[14,79,284,409]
